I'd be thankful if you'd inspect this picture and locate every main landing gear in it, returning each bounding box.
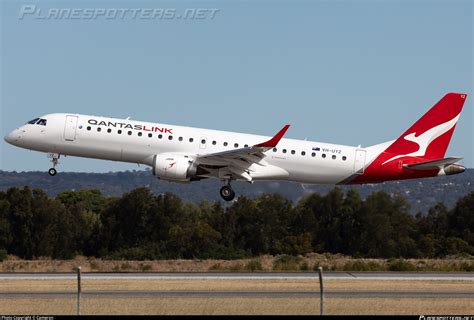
[48,153,60,176]
[220,183,235,202]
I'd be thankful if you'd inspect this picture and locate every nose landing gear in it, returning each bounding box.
[48,153,60,176]
[220,183,235,202]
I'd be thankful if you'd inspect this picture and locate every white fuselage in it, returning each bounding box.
[4,93,467,197]
[4,113,383,184]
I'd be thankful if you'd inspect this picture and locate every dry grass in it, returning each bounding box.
[0,297,472,315]
[325,280,474,292]
[326,298,473,315]
[0,279,473,293]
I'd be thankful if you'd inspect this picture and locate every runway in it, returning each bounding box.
[0,272,472,281]
[0,290,472,298]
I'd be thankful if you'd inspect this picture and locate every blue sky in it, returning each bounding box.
[1,0,472,172]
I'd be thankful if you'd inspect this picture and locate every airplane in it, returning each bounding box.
[3,92,468,201]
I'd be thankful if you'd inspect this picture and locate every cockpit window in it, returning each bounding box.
[27,118,40,124]
[26,118,47,126]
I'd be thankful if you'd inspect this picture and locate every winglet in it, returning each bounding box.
[255,124,290,148]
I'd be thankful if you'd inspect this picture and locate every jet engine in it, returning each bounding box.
[152,154,197,183]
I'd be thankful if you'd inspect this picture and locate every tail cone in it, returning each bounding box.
[439,164,465,176]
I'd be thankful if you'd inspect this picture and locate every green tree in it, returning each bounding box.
[360,191,396,258]
[0,195,12,252]
[448,192,474,251]
[441,237,471,256]
[226,196,262,255]
[293,193,321,250]
[56,189,105,213]
[30,189,59,258]
[415,203,449,257]
[100,188,159,253]
[339,189,363,255]
[5,187,34,258]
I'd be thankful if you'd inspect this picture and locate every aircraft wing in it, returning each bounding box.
[194,124,290,181]
[403,157,463,170]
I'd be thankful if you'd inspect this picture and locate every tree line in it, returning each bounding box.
[0,186,472,260]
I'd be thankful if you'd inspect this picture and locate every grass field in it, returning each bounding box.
[0,279,472,315]
[1,296,472,315]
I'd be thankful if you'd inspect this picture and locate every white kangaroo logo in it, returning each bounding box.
[382,114,460,165]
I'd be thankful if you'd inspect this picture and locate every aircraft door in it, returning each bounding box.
[64,115,78,141]
[354,149,366,174]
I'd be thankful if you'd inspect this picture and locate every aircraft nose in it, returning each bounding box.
[4,131,14,144]
[4,129,22,145]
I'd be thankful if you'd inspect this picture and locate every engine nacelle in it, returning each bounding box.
[152,154,197,183]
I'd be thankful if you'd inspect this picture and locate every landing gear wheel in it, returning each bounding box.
[47,153,60,177]
[220,186,235,202]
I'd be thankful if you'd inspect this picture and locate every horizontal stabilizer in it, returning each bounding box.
[403,157,463,170]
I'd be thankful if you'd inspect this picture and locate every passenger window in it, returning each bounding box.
[283,149,287,154]
[342,156,347,161]
[311,152,316,157]
[273,148,277,152]
[107,129,112,133]
[37,119,47,126]
[244,144,249,148]
[322,154,326,158]
[234,143,239,148]
[301,151,306,156]
[87,126,91,131]
[128,131,132,135]
[138,132,142,137]
[169,136,173,140]
[201,139,206,144]
[291,150,295,155]
[118,130,122,134]
[158,134,163,139]
[212,141,216,145]
[332,155,336,160]
[148,133,152,138]
[97,127,101,132]
[189,138,194,142]
[179,137,183,141]
[224,142,228,146]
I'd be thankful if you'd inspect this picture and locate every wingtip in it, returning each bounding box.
[255,124,291,148]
